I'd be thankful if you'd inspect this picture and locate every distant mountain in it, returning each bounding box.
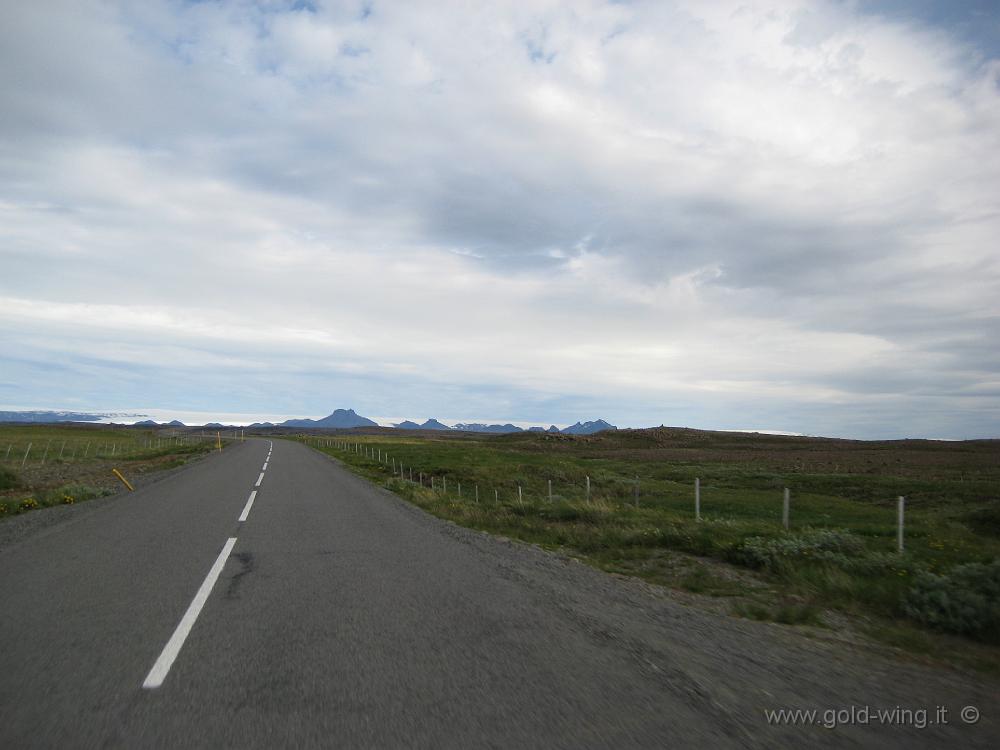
[528,426,545,432]
[0,410,104,423]
[419,419,452,431]
[548,425,560,433]
[204,422,223,428]
[166,420,186,427]
[280,408,378,429]
[394,420,423,429]
[134,419,159,426]
[248,422,274,428]
[561,419,617,435]
[453,423,524,434]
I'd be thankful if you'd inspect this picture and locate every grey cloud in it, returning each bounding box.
[0,0,998,437]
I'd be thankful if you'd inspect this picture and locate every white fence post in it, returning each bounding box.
[897,496,905,552]
[585,475,590,504]
[21,443,32,469]
[695,477,701,521]
[783,488,790,530]
[548,479,552,503]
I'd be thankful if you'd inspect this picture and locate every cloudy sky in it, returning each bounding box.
[2,0,999,438]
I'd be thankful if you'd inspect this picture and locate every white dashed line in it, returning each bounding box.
[142,537,238,689]
[262,462,268,471]
[238,490,257,522]
[255,472,264,487]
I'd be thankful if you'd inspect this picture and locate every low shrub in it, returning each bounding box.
[903,560,1000,641]
[45,484,109,504]
[728,529,867,570]
[18,497,39,512]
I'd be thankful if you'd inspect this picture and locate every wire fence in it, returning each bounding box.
[306,437,911,551]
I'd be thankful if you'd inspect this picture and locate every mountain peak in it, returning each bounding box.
[561,419,617,435]
[279,408,377,429]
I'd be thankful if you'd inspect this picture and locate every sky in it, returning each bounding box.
[1,0,998,438]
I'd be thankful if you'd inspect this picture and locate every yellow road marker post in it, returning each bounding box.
[217,432,222,452]
[112,469,135,492]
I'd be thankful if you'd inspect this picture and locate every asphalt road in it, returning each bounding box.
[1,438,996,748]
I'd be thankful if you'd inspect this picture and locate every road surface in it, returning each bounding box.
[1,438,996,748]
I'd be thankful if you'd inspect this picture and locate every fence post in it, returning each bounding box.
[548,479,552,503]
[458,482,462,498]
[475,485,479,503]
[59,441,65,459]
[695,477,701,521]
[4,444,11,460]
[419,472,423,486]
[783,488,790,530]
[634,475,639,508]
[410,467,413,482]
[518,485,523,506]
[21,443,32,469]
[443,476,447,493]
[431,476,435,490]
[494,488,498,504]
[40,440,51,465]
[897,496,905,552]
[586,475,590,504]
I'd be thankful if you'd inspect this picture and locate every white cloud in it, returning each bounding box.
[0,0,997,437]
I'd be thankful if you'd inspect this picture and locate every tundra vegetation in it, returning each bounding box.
[0,424,222,517]
[298,428,1000,671]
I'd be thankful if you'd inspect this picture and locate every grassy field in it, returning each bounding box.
[0,423,226,516]
[294,427,1000,669]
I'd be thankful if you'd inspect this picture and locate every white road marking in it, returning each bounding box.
[238,490,257,522]
[262,462,268,471]
[142,537,238,689]
[255,472,264,487]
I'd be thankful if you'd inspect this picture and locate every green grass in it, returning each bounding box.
[0,467,19,491]
[0,424,225,518]
[0,423,216,465]
[292,429,1000,659]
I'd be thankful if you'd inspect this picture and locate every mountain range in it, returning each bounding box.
[0,410,105,423]
[249,408,378,430]
[249,409,616,434]
[394,417,616,435]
